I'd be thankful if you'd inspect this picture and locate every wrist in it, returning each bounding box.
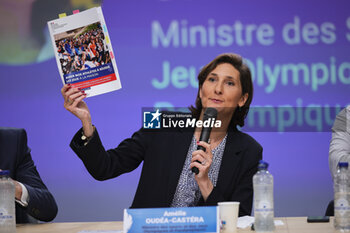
[14,181,23,200]
[197,178,213,201]
[81,125,95,146]
[81,118,93,137]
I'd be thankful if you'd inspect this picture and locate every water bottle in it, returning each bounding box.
[334,162,350,231]
[253,160,275,232]
[0,170,16,233]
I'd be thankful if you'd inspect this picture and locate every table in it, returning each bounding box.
[240,217,335,233]
[16,221,123,233]
[16,217,336,233]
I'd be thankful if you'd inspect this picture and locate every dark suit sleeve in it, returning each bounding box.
[198,137,262,216]
[15,129,58,222]
[70,127,149,181]
[229,144,262,216]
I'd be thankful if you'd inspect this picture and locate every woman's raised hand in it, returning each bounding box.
[61,84,94,137]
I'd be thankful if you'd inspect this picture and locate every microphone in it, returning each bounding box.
[192,107,218,175]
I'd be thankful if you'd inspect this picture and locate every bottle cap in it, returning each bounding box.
[0,170,10,176]
[338,162,349,168]
[258,160,269,170]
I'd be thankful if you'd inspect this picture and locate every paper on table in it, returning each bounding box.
[237,216,284,229]
[237,216,254,229]
[274,220,284,226]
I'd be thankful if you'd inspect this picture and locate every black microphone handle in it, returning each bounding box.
[191,107,217,175]
[191,167,200,175]
[199,127,211,142]
[197,145,206,152]
[191,145,206,175]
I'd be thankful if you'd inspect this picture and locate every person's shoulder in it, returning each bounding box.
[234,130,262,151]
[338,107,347,116]
[0,127,26,137]
[346,105,350,116]
[333,107,348,132]
[227,130,262,164]
[0,128,27,146]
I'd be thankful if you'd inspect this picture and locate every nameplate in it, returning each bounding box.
[123,206,218,233]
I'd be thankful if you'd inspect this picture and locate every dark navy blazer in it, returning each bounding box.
[71,126,262,216]
[0,128,58,223]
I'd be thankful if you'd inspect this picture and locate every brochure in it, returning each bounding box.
[48,7,121,97]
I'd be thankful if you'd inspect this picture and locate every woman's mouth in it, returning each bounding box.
[210,98,223,104]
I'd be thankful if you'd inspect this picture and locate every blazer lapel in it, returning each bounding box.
[216,130,244,197]
[165,128,194,205]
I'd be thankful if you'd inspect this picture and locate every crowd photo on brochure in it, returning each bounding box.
[54,22,111,75]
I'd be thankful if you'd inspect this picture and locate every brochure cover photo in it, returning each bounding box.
[48,7,121,97]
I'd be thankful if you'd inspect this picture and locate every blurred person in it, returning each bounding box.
[329,106,350,179]
[72,55,82,72]
[104,51,111,64]
[89,38,97,57]
[0,127,58,223]
[81,57,98,70]
[326,106,350,216]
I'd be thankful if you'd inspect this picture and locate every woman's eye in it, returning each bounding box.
[227,81,235,86]
[208,77,216,82]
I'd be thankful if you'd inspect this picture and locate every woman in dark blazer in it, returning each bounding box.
[61,53,262,216]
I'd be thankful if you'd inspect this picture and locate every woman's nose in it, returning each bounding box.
[214,82,223,94]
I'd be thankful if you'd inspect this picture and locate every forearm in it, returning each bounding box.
[70,127,146,181]
[25,185,58,222]
[14,181,23,200]
[81,115,94,137]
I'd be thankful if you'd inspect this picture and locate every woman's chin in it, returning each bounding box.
[204,105,233,112]
[203,103,222,110]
